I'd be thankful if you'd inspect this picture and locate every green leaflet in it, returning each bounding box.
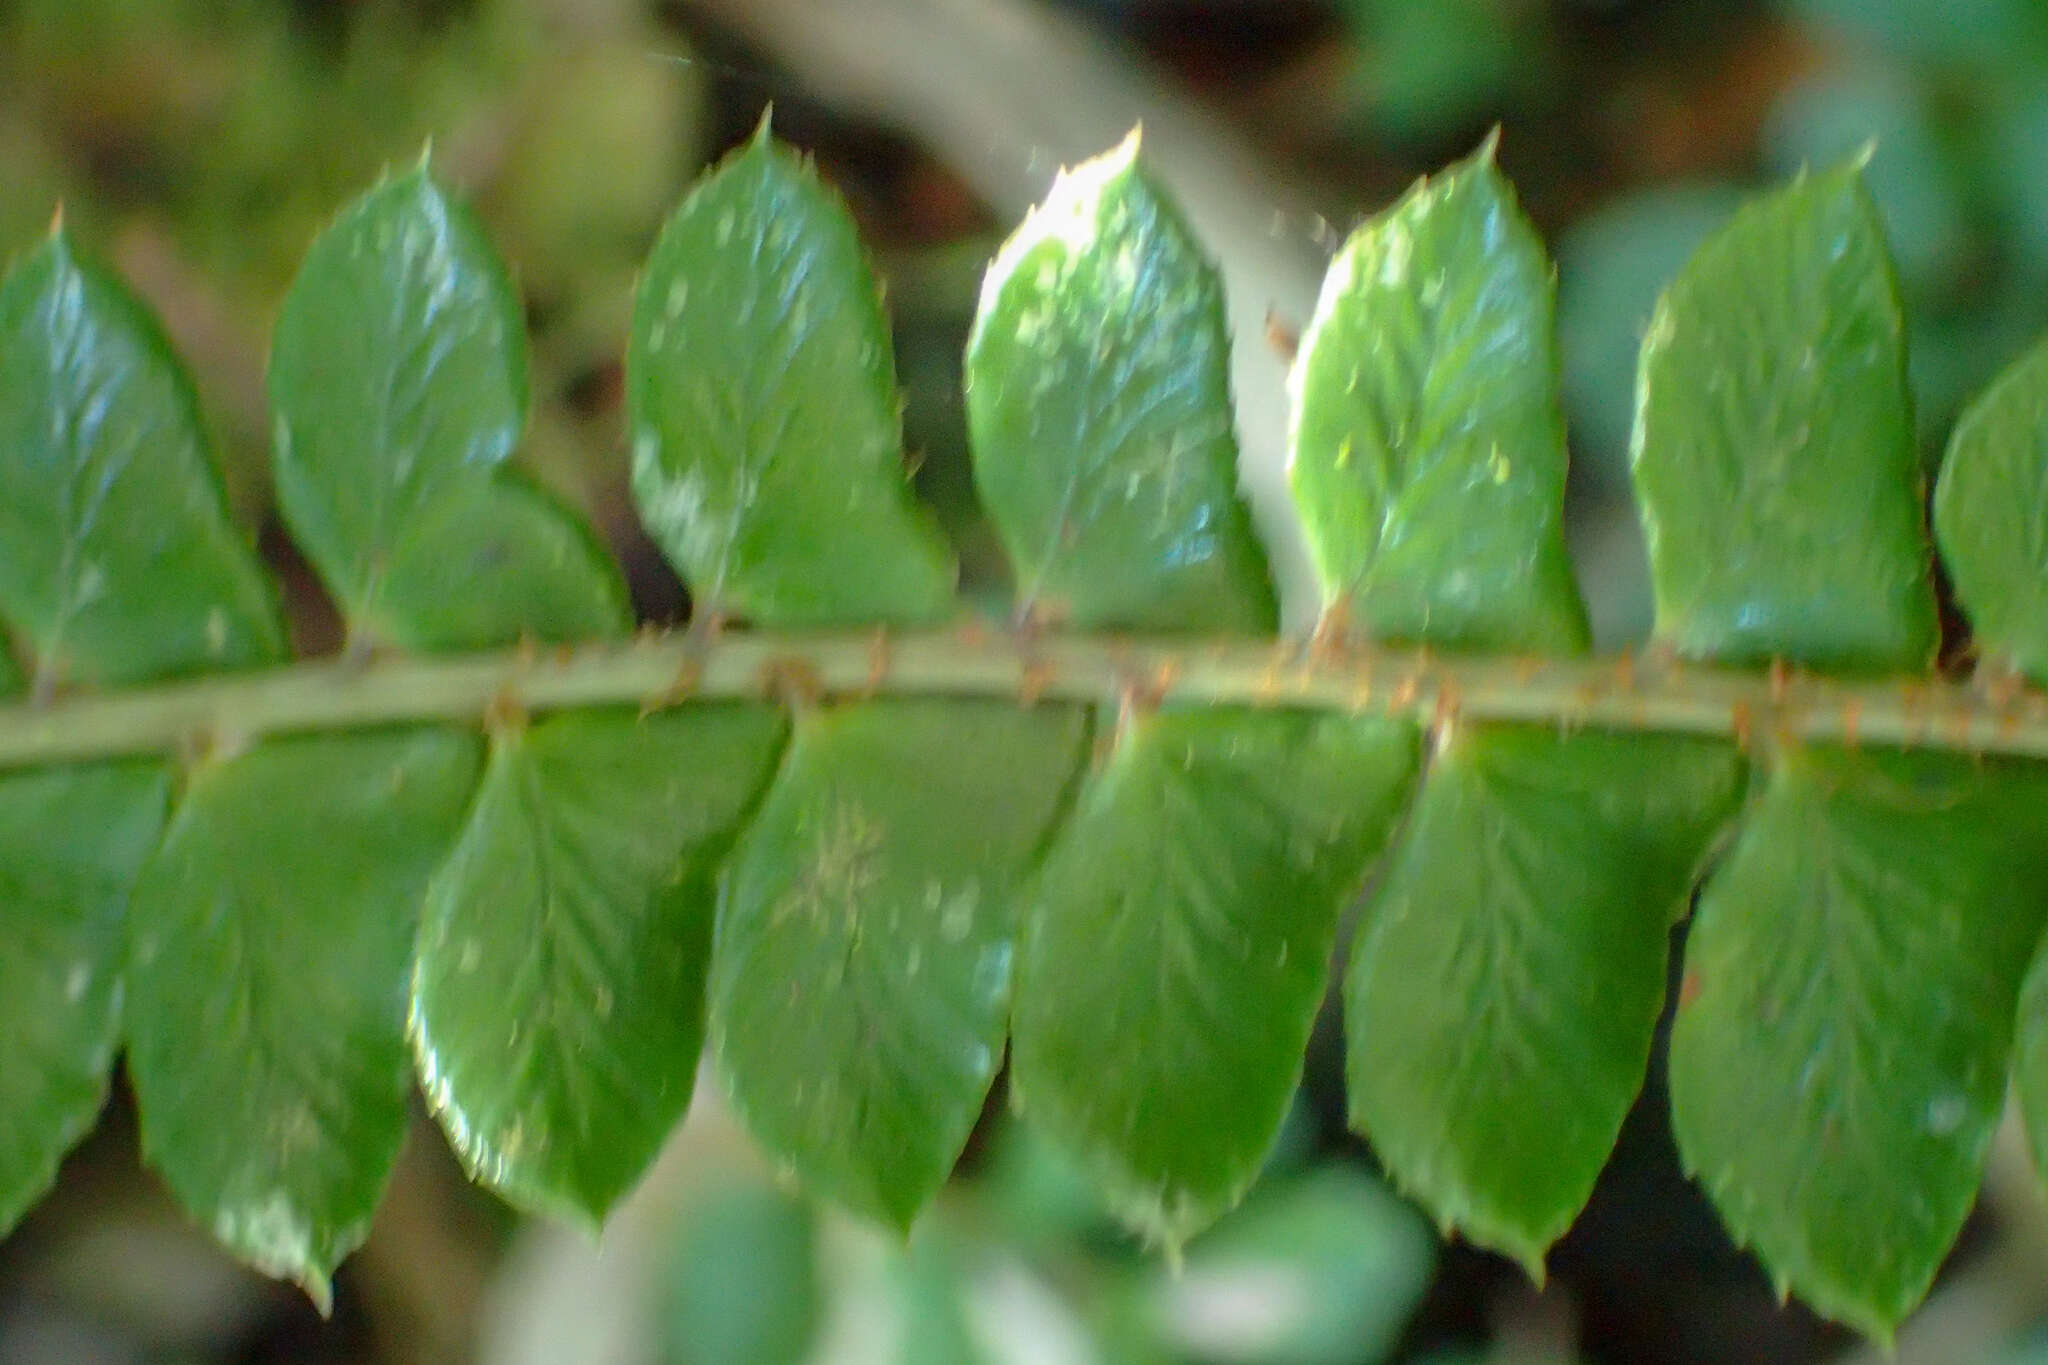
[125,729,482,1307]
[1148,1166,1437,1365]
[0,235,280,1245]
[1934,337,2048,682]
[1629,161,1937,672]
[2016,926,2048,1206]
[270,165,626,651]
[1011,709,1417,1247]
[0,763,169,1234]
[1284,140,1730,1273]
[663,1183,821,1365]
[626,126,956,627]
[1289,139,1588,653]
[1669,746,2048,1338]
[966,134,1277,633]
[0,233,285,686]
[410,705,786,1224]
[1345,727,1743,1273]
[712,700,1088,1229]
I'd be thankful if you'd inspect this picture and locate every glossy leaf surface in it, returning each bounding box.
[270,167,625,650]
[713,700,1088,1229]
[1934,337,2048,682]
[1670,747,2048,1337]
[1630,162,1937,671]
[411,705,786,1223]
[1346,727,1742,1272]
[1011,709,1416,1247]
[627,127,955,627]
[0,763,168,1234]
[966,135,1277,633]
[125,730,482,1305]
[1289,140,1587,653]
[0,234,284,686]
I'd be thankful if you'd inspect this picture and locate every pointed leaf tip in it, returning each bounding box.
[1670,748,2048,1337]
[626,126,956,627]
[968,133,1276,632]
[1346,728,1740,1275]
[124,731,483,1298]
[1289,142,1587,653]
[1013,710,1416,1244]
[411,706,786,1226]
[1629,157,1932,671]
[0,230,286,683]
[712,701,1087,1229]
[270,166,625,650]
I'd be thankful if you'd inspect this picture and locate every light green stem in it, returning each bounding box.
[4,629,2041,768]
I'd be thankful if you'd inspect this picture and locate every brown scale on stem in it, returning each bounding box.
[1122,655,1179,713]
[1347,672,1374,714]
[483,687,528,737]
[1983,663,2025,711]
[759,655,826,709]
[1263,307,1301,364]
[642,656,701,717]
[1308,600,1352,665]
[1431,676,1462,742]
[1010,612,1056,708]
[1017,658,1057,707]
[184,722,245,772]
[1611,646,1637,694]
[1389,673,1420,713]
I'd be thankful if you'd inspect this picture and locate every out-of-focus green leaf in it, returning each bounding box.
[269,166,625,651]
[1347,727,1742,1273]
[663,1182,818,1365]
[1933,337,2048,681]
[1990,1330,2048,1365]
[1763,67,1967,291]
[0,233,284,686]
[0,763,168,1235]
[1630,162,1937,672]
[1343,0,1553,145]
[1992,90,2048,277]
[1149,1165,1436,1365]
[411,705,786,1224]
[627,125,955,627]
[891,1231,991,1365]
[966,133,1276,634]
[1290,138,1586,653]
[976,1117,1111,1249]
[1670,746,2048,1338]
[713,700,1088,1230]
[1786,0,2048,67]
[125,729,482,1306]
[1011,709,1416,1248]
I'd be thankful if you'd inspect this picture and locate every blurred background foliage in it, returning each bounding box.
[8,0,2048,1362]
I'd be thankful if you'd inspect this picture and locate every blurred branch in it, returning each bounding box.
[677,0,1333,627]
